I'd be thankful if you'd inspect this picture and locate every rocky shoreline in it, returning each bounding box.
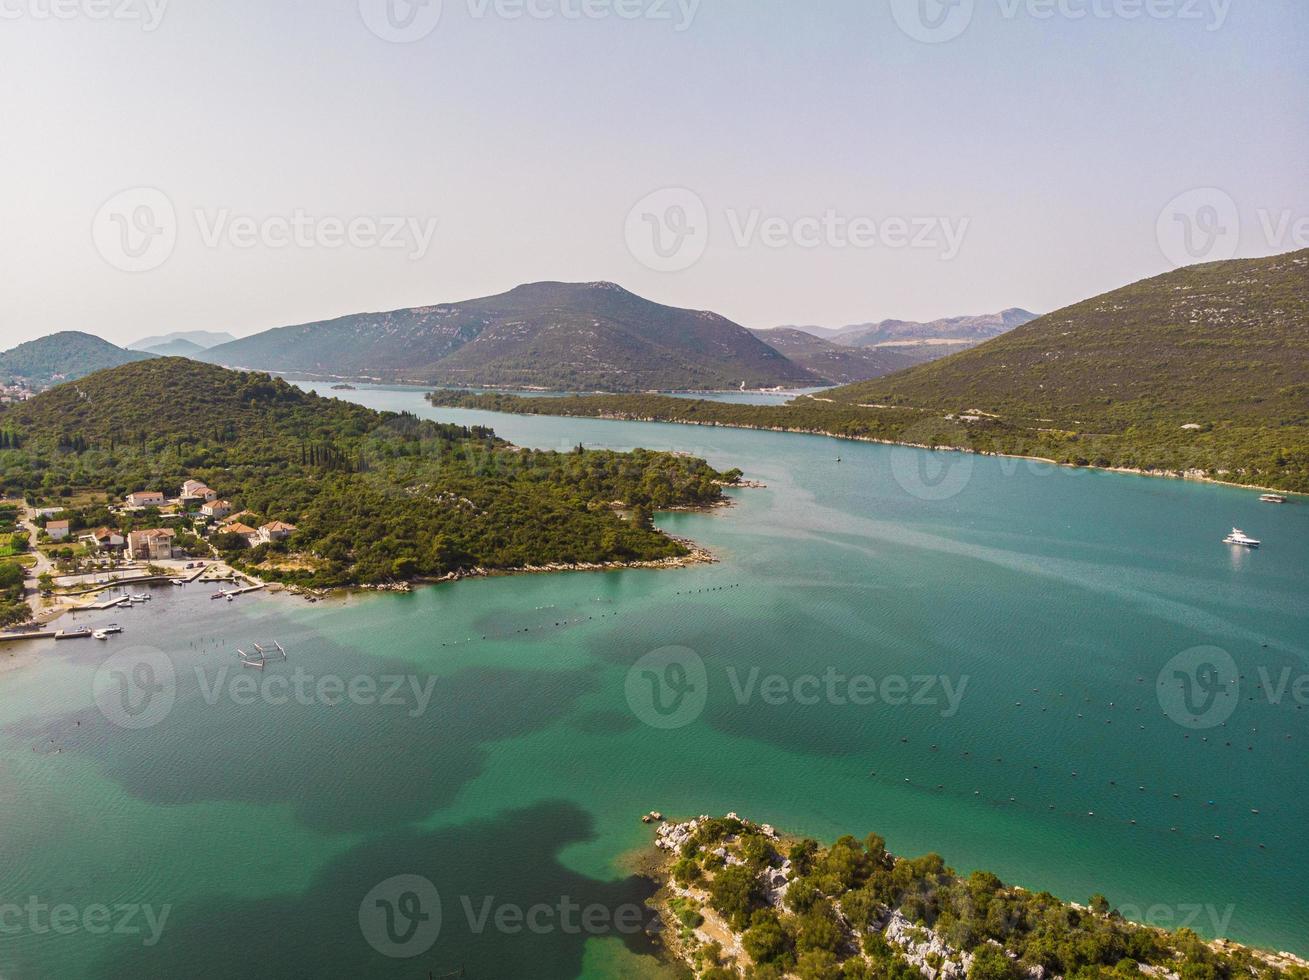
[642,813,1309,980]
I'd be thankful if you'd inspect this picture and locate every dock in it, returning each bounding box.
[0,628,98,644]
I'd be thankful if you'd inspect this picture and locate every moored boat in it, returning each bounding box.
[1259,494,1286,504]
[1222,527,1261,548]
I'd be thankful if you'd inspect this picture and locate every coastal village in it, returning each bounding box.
[0,476,300,638]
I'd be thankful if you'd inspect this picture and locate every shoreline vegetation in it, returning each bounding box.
[425,391,1309,497]
[0,359,744,604]
[643,814,1309,980]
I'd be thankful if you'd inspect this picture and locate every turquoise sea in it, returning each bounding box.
[0,383,1304,978]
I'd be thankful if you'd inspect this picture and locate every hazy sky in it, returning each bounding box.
[1,0,1306,348]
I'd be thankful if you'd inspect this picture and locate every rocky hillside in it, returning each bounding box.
[649,814,1307,980]
[828,309,1038,348]
[828,250,1309,426]
[200,281,822,391]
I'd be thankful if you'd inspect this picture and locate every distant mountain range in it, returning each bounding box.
[137,338,209,357]
[0,332,154,388]
[128,330,237,352]
[746,328,916,384]
[781,308,1038,352]
[198,282,822,391]
[6,294,1037,395]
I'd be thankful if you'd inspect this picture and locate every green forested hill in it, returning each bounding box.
[0,359,736,585]
[425,251,1309,493]
[0,331,155,388]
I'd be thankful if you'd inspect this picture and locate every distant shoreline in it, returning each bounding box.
[442,400,1308,500]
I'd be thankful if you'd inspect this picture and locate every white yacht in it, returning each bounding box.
[1223,528,1261,548]
[1259,494,1287,504]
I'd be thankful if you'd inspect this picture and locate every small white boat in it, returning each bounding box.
[131,593,152,602]
[1223,527,1261,548]
[93,630,109,640]
[1259,494,1286,504]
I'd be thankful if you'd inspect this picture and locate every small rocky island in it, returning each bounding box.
[646,814,1308,980]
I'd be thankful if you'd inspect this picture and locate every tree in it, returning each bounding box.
[742,909,792,965]
[790,838,820,875]
[968,945,1020,980]
[796,905,844,955]
[629,504,653,531]
[795,949,843,980]
[708,865,765,931]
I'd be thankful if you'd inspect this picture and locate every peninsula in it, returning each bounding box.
[0,358,740,596]
[647,814,1309,980]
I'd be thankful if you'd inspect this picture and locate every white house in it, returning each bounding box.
[125,491,166,509]
[202,500,233,519]
[182,480,219,502]
[258,521,297,544]
[46,519,71,542]
[83,527,126,551]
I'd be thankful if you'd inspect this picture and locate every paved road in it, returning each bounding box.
[17,503,56,621]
